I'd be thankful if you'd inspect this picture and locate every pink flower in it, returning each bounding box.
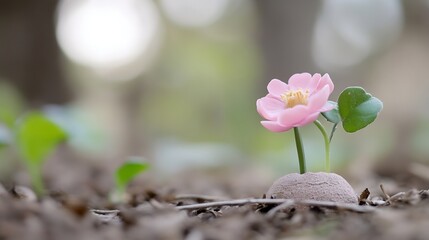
[256,73,335,132]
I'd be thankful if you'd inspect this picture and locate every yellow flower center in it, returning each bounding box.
[280,89,309,108]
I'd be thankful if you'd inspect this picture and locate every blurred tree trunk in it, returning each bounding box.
[254,0,321,86]
[0,0,72,106]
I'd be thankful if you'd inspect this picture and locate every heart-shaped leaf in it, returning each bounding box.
[338,87,383,133]
[321,101,341,124]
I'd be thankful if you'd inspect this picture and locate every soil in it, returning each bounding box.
[1,163,429,240]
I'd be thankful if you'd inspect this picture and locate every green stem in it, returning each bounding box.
[329,123,338,142]
[314,120,330,172]
[29,165,45,196]
[293,127,306,174]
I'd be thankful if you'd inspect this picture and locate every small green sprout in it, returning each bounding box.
[111,157,150,202]
[15,112,68,195]
[319,87,382,171]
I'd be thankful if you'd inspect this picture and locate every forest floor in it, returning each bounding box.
[1,161,429,240]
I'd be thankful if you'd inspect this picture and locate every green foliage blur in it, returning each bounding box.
[143,33,261,148]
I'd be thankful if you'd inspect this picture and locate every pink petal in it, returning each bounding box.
[307,73,321,92]
[316,74,334,93]
[256,96,284,121]
[267,79,289,97]
[288,73,312,90]
[278,105,309,128]
[308,85,330,110]
[297,112,320,126]
[261,121,292,132]
[320,102,335,112]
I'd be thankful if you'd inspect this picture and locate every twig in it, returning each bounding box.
[380,184,402,205]
[174,194,229,202]
[91,209,120,215]
[266,200,294,217]
[389,192,405,202]
[380,184,390,199]
[175,198,375,213]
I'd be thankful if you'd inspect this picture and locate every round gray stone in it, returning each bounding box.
[266,172,358,204]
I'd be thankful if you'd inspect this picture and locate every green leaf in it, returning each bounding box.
[338,87,383,133]
[321,101,341,124]
[115,157,150,191]
[16,112,68,164]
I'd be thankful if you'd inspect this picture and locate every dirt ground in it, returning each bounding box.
[1,161,429,240]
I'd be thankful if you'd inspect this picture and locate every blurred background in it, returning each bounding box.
[1,0,429,196]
